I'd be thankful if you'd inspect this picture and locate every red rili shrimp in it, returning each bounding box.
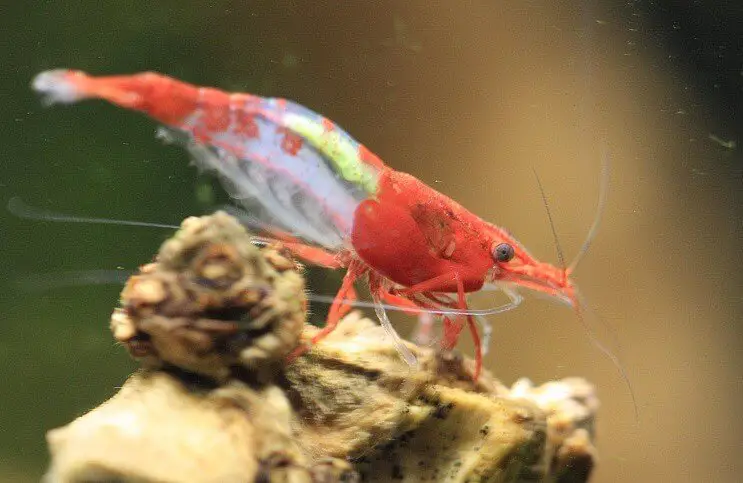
[31,69,593,380]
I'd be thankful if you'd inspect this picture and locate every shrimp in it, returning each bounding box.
[32,69,584,380]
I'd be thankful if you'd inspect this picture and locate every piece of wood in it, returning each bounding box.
[45,212,598,483]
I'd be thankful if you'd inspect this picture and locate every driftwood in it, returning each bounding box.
[44,212,599,483]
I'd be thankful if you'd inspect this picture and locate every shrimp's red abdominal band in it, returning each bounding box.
[32,69,578,380]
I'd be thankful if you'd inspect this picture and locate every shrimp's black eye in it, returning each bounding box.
[493,243,515,263]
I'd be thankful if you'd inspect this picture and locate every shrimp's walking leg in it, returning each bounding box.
[413,311,436,347]
[253,230,342,269]
[280,241,341,269]
[312,262,363,344]
[381,291,444,349]
[287,262,363,360]
[377,290,421,314]
[377,290,445,348]
[396,273,483,380]
[371,294,418,366]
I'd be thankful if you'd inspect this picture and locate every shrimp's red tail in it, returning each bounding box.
[32,70,198,125]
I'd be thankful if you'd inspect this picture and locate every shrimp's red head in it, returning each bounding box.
[481,161,609,310]
[485,229,577,307]
[32,69,199,125]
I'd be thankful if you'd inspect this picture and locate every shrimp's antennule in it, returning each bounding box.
[569,148,610,273]
[532,168,568,285]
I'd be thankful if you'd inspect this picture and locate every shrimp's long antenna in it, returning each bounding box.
[574,287,639,422]
[16,268,520,320]
[8,197,179,229]
[16,270,133,292]
[568,148,610,272]
[532,169,567,278]
[532,167,638,420]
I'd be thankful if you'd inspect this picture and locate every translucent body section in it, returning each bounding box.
[166,96,382,250]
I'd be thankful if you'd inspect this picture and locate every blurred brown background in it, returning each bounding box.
[2,1,742,481]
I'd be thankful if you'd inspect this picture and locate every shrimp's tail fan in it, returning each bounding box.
[32,69,388,252]
[33,70,91,106]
